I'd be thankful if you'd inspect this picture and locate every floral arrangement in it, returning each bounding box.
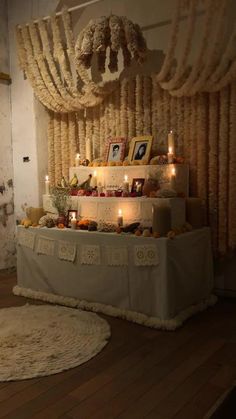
[51,186,71,216]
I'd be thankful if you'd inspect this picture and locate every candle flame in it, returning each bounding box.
[168,146,173,154]
[171,167,176,176]
[76,153,80,159]
[45,175,49,181]
[124,175,128,182]
[94,170,97,177]
[118,209,122,216]
[72,214,76,221]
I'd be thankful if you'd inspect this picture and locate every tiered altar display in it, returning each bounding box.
[15,159,217,330]
[43,163,188,227]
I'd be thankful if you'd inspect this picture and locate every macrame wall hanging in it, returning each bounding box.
[16,0,236,254]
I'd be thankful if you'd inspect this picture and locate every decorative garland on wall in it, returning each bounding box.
[16,1,236,256]
[46,77,236,255]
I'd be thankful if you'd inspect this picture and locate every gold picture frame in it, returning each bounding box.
[128,136,153,164]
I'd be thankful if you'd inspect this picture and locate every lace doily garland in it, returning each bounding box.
[80,245,101,265]
[18,229,35,250]
[134,245,159,266]
[105,246,128,266]
[36,236,55,256]
[58,240,76,262]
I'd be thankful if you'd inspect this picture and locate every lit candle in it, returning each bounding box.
[117,209,123,227]
[170,167,177,190]
[168,130,175,155]
[75,153,80,167]
[45,175,50,195]
[91,170,97,188]
[123,174,129,193]
[71,215,77,230]
[167,146,174,164]
[85,138,92,162]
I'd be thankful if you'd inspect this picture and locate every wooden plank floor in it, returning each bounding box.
[0,271,236,418]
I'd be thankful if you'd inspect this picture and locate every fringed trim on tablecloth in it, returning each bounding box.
[12,285,217,331]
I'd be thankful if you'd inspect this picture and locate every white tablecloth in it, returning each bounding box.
[16,226,214,321]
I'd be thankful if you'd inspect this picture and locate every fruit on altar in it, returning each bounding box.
[77,189,86,196]
[102,162,107,166]
[153,232,161,238]
[108,161,116,166]
[167,230,176,239]
[32,223,38,227]
[69,173,78,187]
[78,219,90,230]
[88,221,98,231]
[116,226,122,234]
[123,160,129,166]
[46,218,56,228]
[142,228,151,237]
[100,192,105,197]
[116,161,123,166]
[122,222,140,233]
[135,229,142,236]
[57,223,65,229]
[22,219,32,228]
[150,156,159,165]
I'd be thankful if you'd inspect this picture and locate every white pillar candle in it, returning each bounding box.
[168,130,175,155]
[170,167,177,190]
[167,146,174,164]
[85,138,92,162]
[91,170,97,188]
[97,182,103,196]
[117,209,123,226]
[75,153,80,167]
[71,215,77,230]
[123,174,129,193]
[152,204,171,236]
[45,175,50,195]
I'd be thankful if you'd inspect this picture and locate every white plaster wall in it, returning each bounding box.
[0,0,15,269]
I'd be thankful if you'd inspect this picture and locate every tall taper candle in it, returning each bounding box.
[168,130,175,155]
[45,175,50,195]
[85,138,92,162]
[117,209,123,226]
[75,153,80,167]
[170,167,177,190]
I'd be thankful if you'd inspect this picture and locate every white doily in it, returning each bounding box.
[58,240,76,262]
[134,245,159,266]
[80,245,101,265]
[106,246,128,266]
[36,236,55,256]
[18,228,35,250]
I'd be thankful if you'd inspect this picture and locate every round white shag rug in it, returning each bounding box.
[0,304,110,381]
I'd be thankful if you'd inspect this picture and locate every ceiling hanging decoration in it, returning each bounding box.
[16,8,147,113]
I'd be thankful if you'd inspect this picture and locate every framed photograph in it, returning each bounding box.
[105,137,127,163]
[128,136,153,164]
[131,178,145,196]
[67,210,77,228]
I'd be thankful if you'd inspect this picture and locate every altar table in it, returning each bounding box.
[16,226,215,327]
